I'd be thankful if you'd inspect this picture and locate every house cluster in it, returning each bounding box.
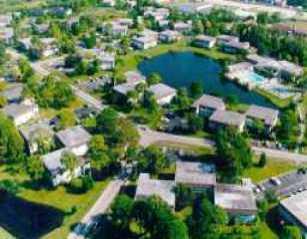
[193,34,251,54]
[18,37,59,58]
[113,71,177,105]
[136,161,257,223]
[193,94,279,133]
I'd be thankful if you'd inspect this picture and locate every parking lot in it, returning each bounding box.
[255,168,307,199]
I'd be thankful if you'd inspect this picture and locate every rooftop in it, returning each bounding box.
[125,71,145,84]
[195,35,216,42]
[280,190,307,229]
[0,83,23,101]
[3,102,38,119]
[56,126,91,148]
[42,148,66,175]
[193,94,225,110]
[135,173,176,208]
[246,104,279,126]
[175,161,216,186]
[19,121,54,142]
[148,83,176,100]
[209,110,245,127]
[215,183,257,214]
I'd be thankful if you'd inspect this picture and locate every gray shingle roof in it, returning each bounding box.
[3,102,37,119]
[215,183,257,214]
[175,161,216,186]
[246,105,279,126]
[56,126,91,148]
[209,110,245,127]
[148,83,176,101]
[19,121,54,142]
[193,94,225,110]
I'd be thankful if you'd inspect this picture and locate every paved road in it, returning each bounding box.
[138,127,307,164]
[71,86,105,111]
[68,179,124,239]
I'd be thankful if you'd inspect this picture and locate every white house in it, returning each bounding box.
[193,35,216,48]
[0,27,14,44]
[3,101,39,126]
[55,126,92,157]
[209,110,246,132]
[193,94,226,117]
[132,36,157,50]
[148,83,176,105]
[98,52,115,70]
[159,30,181,43]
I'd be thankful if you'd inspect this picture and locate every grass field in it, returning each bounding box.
[0,166,109,239]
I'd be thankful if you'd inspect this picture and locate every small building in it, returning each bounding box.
[192,94,226,117]
[245,105,279,132]
[214,183,257,223]
[42,148,90,186]
[0,15,12,27]
[3,101,39,126]
[115,18,134,27]
[0,83,23,103]
[217,35,239,45]
[144,7,169,21]
[135,173,176,209]
[279,60,304,79]
[0,27,14,44]
[125,71,146,84]
[101,0,115,7]
[220,40,250,54]
[173,21,192,33]
[148,83,176,105]
[113,71,146,96]
[19,121,54,154]
[279,191,307,238]
[193,35,216,48]
[55,126,91,157]
[227,62,253,73]
[175,161,216,194]
[209,110,246,132]
[159,30,181,43]
[40,38,59,57]
[132,36,157,50]
[107,23,128,37]
[98,52,115,70]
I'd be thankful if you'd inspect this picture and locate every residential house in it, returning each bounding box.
[55,126,92,157]
[193,35,216,48]
[19,121,54,154]
[148,83,176,105]
[220,40,250,54]
[0,27,14,44]
[0,83,23,103]
[173,21,192,34]
[115,18,133,27]
[98,52,115,70]
[42,148,90,186]
[40,38,59,57]
[227,62,253,73]
[132,36,157,50]
[193,94,226,117]
[209,110,246,132]
[159,30,181,43]
[0,15,12,27]
[135,173,176,209]
[279,191,307,238]
[217,35,239,45]
[175,161,216,194]
[106,22,128,37]
[279,60,304,80]
[144,7,170,21]
[214,183,257,223]
[101,0,115,7]
[245,105,279,132]
[3,101,39,126]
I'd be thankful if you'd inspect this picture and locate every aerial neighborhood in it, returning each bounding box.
[0,0,307,239]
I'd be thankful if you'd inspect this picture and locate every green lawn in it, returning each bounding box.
[0,166,109,239]
[255,87,293,109]
[243,157,298,183]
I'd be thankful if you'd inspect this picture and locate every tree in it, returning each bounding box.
[96,107,119,137]
[0,113,24,163]
[175,184,195,211]
[137,146,168,174]
[61,152,77,176]
[88,135,112,171]
[281,226,302,239]
[26,155,46,183]
[82,33,96,49]
[147,73,162,86]
[57,109,76,130]
[187,113,203,133]
[258,153,267,167]
[172,88,191,112]
[215,128,253,180]
[189,81,203,99]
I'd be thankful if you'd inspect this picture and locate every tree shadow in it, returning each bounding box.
[0,193,65,239]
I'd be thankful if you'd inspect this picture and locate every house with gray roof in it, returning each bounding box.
[193,94,226,117]
[217,35,239,45]
[55,126,91,156]
[214,183,257,223]
[173,21,192,34]
[42,148,90,186]
[20,121,54,154]
[193,35,216,49]
[113,71,146,96]
[245,105,279,132]
[0,15,12,27]
[0,83,23,103]
[209,110,246,132]
[159,30,181,43]
[221,40,250,54]
[0,27,14,44]
[135,173,176,209]
[3,101,39,126]
[175,161,216,193]
[148,83,176,105]
[279,191,307,238]
[132,36,157,50]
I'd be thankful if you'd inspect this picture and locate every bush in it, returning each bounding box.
[68,176,94,194]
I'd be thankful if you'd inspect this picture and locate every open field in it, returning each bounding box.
[0,166,109,239]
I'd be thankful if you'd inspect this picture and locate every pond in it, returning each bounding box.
[138,51,274,107]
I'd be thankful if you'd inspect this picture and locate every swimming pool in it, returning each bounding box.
[248,72,266,84]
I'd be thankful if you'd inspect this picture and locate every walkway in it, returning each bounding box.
[67,179,124,239]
